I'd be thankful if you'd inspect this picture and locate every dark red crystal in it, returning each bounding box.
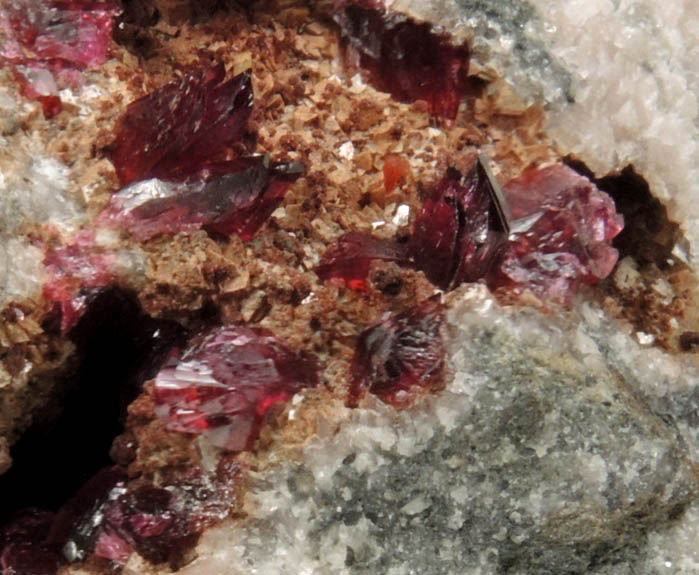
[0,509,62,575]
[48,466,128,563]
[154,326,319,451]
[409,165,506,290]
[315,232,410,291]
[334,0,470,122]
[111,66,254,186]
[349,297,445,407]
[101,157,305,241]
[489,165,624,303]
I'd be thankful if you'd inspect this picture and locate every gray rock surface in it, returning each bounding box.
[169,287,699,575]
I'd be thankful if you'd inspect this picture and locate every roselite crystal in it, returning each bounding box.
[1,458,240,569]
[1,0,119,117]
[349,297,446,407]
[490,165,624,303]
[334,0,470,121]
[154,326,319,451]
[316,160,622,304]
[111,66,254,186]
[102,157,306,241]
[315,232,409,291]
[409,164,506,290]
[42,234,118,334]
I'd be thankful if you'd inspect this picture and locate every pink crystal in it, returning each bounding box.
[101,157,305,242]
[154,326,319,451]
[111,66,254,186]
[2,1,119,68]
[488,165,624,303]
[315,232,409,291]
[349,297,445,407]
[334,0,470,122]
[1,0,119,115]
[42,233,118,334]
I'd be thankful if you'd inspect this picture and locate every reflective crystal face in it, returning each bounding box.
[154,326,319,451]
[350,297,446,407]
[334,0,471,122]
[111,66,254,186]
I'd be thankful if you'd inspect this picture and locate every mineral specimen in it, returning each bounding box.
[333,0,470,122]
[0,459,241,569]
[102,157,306,241]
[349,297,445,407]
[111,66,254,186]
[154,326,319,451]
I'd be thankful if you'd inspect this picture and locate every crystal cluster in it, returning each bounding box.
[154,326,319,451]
[333,0,470,122]
[0,0,119,117]
[490,165,624,302]
[107,65,304,239]
[317,161,623,304]
[0,460,240,570]
[349,297,445,407]
[42,66,304,332]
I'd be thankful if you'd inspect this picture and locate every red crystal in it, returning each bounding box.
[334,0,470,122]
[101,157,304,242]
[315,232,409,291]
[42,233,117,334]
[111,66,254,186]
[47,466,128,563]
[349,297,445,407]
[383,154,411,194]
[1,1,119,69]
[409,165,505,290]
[489,165,624,303]
[154,326,319,451]
[0,509,62,575]
[1,0,118,114]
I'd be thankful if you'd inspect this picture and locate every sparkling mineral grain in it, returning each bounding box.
[111,66,254,185]
[154,326,319,451]
[349,297,445,407]
[334,0,470,121]
[102,157,305,241]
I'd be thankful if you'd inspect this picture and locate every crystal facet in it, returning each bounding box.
[154,326,319,451]
[334,1,470,121]
[102,158,305,241]
[111,66,254,186]
[349,297,445,407]
[490,165,624,302]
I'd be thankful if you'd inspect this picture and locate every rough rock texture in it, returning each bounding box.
[157,287,699,575]
[0,1,697,573]
[391,0,699,266]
